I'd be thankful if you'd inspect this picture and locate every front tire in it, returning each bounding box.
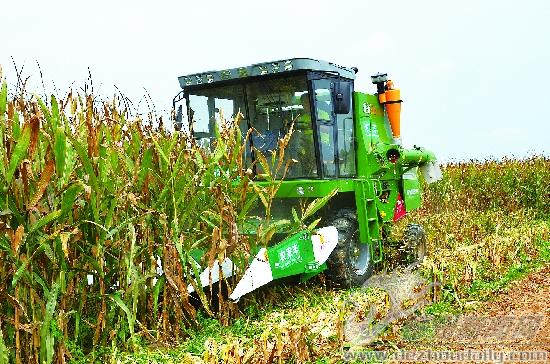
[325,209,373,288]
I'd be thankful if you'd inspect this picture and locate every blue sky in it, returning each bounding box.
[2,0,548,161]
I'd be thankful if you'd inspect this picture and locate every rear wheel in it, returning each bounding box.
[325,209,373,288]
[402,223,427,267]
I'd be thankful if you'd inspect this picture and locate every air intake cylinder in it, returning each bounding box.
[378,81,402,140]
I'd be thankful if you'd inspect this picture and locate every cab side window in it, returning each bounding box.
[314,86,332,122]
[312,79,336,177]
[335,81,355,177]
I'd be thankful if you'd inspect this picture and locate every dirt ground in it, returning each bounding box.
[343,265,550,363]
[397,265,550,363]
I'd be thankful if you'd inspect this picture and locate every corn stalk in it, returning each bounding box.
[0,78,295,362]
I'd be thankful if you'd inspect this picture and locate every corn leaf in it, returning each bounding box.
[11,257,31,287]
[110,294,135,336]
[51,95,59,129]
[0,81,6,178]
[28,159,55,209]
[152,137,169,166]
[0,326,8,364]
[0,235,12,258]
[11,108,20,144]
[40,280,59,364]
[29,210,62,234]
[251,182,269,209]
[6,122,31,183]
[68,134,99,192]
[194,150,204,170]
[307,217,322,231]
[33,272,50,297]
[137,147,153,189]
[152,276,165,320]
[212,143,225,164]
[61,183,83,216]
[41,241,55,263]
[54,127,66,180]
[63,142,76,186]
[237,197,259,221]
[0,81,7,115]
[302,188,338,221]
[291,207,300,224]
[37,96,51,124]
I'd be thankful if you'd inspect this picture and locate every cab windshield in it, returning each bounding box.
[187,74,317,178]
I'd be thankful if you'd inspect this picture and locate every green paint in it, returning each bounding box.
[403,167,422,210]
[270,179,354,198]
[266,230,316,279]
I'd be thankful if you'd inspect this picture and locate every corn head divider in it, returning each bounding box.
[188,226,338,301]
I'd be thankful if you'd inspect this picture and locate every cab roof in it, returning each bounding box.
[177,58,356,89]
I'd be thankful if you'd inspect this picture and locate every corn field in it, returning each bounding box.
[1,70,549,363]
[400,157,550,302]
[0,74,313,363]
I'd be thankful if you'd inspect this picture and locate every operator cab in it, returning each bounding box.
[173,58,357,179]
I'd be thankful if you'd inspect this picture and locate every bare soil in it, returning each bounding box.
[394,265,550,363]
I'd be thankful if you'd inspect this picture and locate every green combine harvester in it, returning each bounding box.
[173,58,441,301]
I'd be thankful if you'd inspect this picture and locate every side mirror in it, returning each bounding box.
[334,81,351,114]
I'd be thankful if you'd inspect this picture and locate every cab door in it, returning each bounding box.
[311,77,355,178]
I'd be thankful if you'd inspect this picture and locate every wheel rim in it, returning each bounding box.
[351,233,371,276]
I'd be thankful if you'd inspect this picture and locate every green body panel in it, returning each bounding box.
[272,179,354,198]
[403,167,422,210]
[402,149,436,164]
[266,230,325,279]
[353,92,394,155]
